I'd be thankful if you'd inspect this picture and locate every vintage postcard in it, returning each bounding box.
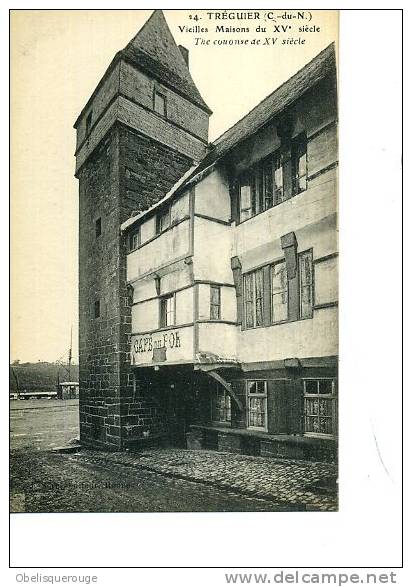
[10,9,339,517]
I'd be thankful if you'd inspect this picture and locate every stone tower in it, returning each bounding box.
[74,10,210,449]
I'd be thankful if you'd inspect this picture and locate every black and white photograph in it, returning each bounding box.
[8,6,403,576]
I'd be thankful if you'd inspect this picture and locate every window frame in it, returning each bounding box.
[156,205,171,234]
[299,249,314,320]
[94,299,100,319]
[159,293,176,328]
[210,285,221,320]
[210,382,232,426]
[128,229,140,252]
[271,259,289,324]
[303,378,338,438]
[243,267,265,329]
[95,217,102,238]
[153,89,167,118]
[291,133,308,195]
[246,380,268,431]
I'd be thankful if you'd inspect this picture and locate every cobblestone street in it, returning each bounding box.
[10,400,338,513]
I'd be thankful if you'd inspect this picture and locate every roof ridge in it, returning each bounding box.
[212,42,335,147]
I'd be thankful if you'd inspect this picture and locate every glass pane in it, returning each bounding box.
[318,380,333,394]
[249,397,265,428]
[247,381,257,394]
[274,163,283,203]
[272,262,287,293]
[298,152,307,179]
[210,305,220,320]
[256,381,266,395]
[263,162,273,210]
[255,270,264,326]
[272,294,288,322]
[240,185,251,210]
[210,286,220,305]
[299,252,313,318]
[300,253,312,285]
[319,417,332,435]
[305,380,318,394]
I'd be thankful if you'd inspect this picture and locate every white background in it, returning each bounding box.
[2,1,407,585]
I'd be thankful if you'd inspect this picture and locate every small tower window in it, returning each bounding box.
[86,111,93,135]
[94,300,100,319]
[154,91,166,117]
[95,217,102,238]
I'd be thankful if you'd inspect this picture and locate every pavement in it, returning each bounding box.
[10,399,338,512]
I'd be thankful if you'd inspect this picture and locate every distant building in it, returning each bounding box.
[75,10,338,460]
[57,382,79,400]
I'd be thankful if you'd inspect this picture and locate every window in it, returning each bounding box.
[128,229,139,252]
[239,181,252,222]
[86,111,92,136]
[160,294,175,328]
[156,206,171,234]
[210,285,221,320]
[304,379,337,436]
[247,381,267,430]
[244,268,264,328]
[271,261,288,323]
[292,134,307,194]
[154,91,166,117]
[211,383,231,424]
[236,135,308,224]
[95,217,102,238]
[299,250,313,319]
[243,251,313,329]
[94,300,100,319]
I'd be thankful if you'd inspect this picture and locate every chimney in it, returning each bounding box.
[178,45,189,67]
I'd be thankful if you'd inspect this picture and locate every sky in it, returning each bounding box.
[10,9,338,363]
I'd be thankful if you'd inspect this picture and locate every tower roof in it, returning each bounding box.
[121,10,211,113]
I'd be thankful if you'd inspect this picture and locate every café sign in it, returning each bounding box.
[131,328,191,365]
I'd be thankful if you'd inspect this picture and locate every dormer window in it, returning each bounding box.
[156,206,171,234]
[86,111,93,136]
[154,91,166,117]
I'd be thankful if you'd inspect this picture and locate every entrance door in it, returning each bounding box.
[166,384,188,447]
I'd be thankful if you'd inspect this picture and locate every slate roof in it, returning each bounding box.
[194,42,336,176]
[121,10,211,113]
[121,42,336,232]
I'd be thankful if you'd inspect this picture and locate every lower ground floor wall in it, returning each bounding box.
[126,357,338,461]
[187,425,337,462]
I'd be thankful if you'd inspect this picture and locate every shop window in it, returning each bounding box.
[128,229,140,252]
[160,294,175,328]
[292,133,307,194]
[156,206,171,234]
[154,90,166,117]
[95,217,102,238]
[304,379,337,437]
[247,380,267,430]
[244,268,264,328]
[210,285,221,320]
[211,383,231,424]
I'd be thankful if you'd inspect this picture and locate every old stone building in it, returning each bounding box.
[75,10,338,461]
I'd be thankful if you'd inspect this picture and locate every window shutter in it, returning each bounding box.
[263,265,271,326]
[230,256,243,328]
